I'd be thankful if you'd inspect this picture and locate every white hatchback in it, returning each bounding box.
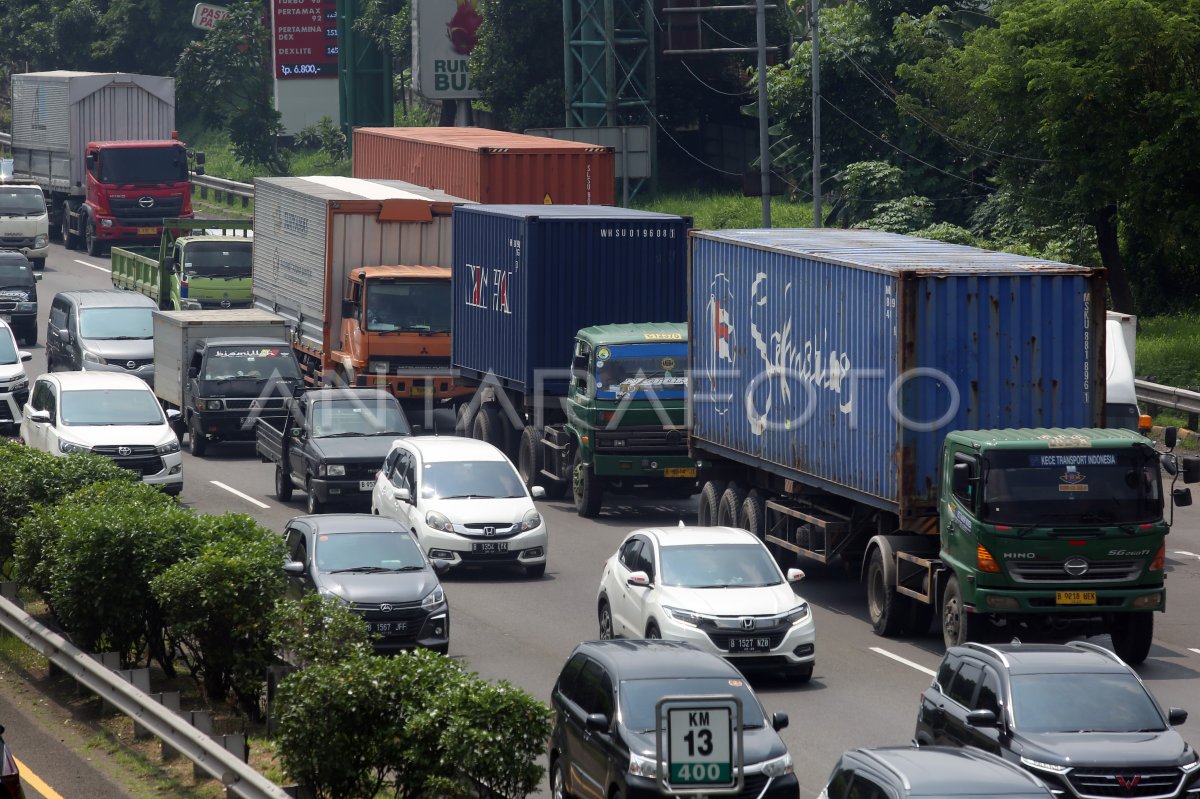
[597,525,816,681]
[0,320,31,432]
[20,371,183,494]
[372,436,548,578]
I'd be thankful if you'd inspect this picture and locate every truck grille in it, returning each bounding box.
[1007,559,1143,583]
[109,195,185,223]
[593,426,687,453]
[195,299,253,310]
[221,398,290,412]
[1067,767,1184,799]
[1,236,37,248]
[0,301,19,312]
[367,356,452,374]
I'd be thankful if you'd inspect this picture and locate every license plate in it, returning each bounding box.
[359,480,375,491]
[664,467,697,478]
[137,226,158,235]
[410,385,428,397]
[471,541,509,554]
[368,621,408,634]
[728,637,772,652]
[1056,591,1097,605]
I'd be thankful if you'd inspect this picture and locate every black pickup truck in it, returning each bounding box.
[256,388,411,514]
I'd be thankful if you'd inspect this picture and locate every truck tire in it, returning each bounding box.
[739,491,767,539]
[1109,612,1154,665]
[572,449,603,518]
[188,414,208,457]
[471,403,503,449]
[275,465,294,502]
[85,216,106,257]
[455,402,477,437]
[62,204,81,250]
[717,484,747,528]
[697,480,726,526]
[941,574,981,649]
[518,426,545,488]
[867,548,906,637]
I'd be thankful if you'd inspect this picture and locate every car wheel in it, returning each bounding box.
[85,217,106,257]
[187,414,207,457]
[867,548,905,637]
[550,757,570,799]
[645,622,661,640]
[525,563,546,579]
[275,465,293,502]
[788,662,814,683]
[1109,611,1154,665]
[717,483,746,528]
[572,449,603,518]
[518,425,544,488]
[305,477,324,514]
[941,574,980,649]
[598,600,615,640]
[697,480,726,526]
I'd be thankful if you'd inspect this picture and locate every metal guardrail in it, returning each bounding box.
[0,593,292,799]
[1136,379,1200,428]
[193,172,254,202]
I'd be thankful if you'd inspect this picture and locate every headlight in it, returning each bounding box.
[100,218,114,228]
[628,752,657,778]
[1020,757,1071,775]
[317,587,349,605]
[7,378,28,391]
[34,234,48,248]
[515,508,541,532]
[785,603,810,625]
[204,399,224,410]
[325,464,346,477]
[17,302,34,312]
[760,752,794,777]
[1181,753,1199,773]
[426,510,455,533]
[156,439,181,455]
[82,351,108,365]
[421,585,445,611]
[60,439,91,454]
[663,606,704,627]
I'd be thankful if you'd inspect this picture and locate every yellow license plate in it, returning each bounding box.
[410,386,428,397]
[1056,591,1097,605]
[664,467,697,478]
[137,226,158,235]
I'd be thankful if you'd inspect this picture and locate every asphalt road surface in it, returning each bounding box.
[4,240,1200,798]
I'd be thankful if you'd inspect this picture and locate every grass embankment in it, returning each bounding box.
[634,190,815,229]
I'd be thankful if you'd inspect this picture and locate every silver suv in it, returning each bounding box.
[46,290,157,386]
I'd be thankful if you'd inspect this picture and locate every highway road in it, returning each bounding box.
[4,240,1200,798]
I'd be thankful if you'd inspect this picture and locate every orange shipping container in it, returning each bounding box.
[352,127,616,205]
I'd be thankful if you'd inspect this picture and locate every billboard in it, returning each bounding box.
[192,3,230,30]
[412,0,482,99]
[272,0,339,79]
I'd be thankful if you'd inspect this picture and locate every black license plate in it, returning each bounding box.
[728,637,772,652]
[471,541,509,554]
[368,621,408,634]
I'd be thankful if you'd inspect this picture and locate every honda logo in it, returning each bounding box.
[741,617,755,630]
[1115,776,1141,791]
[138,196,155,208]
[380,604,393,613]
[483,526,496,537]
[118,446,132,456]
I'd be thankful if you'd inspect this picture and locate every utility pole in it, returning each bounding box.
[811,0,821,227]
[756,0,771,227]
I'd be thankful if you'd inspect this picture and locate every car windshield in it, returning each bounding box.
[0,328,18,363]
[364,281,452,333]
[99,146,189,184]
[315,531,426,573]
[61,388,164,426]
[310,399,411,437]
[0,262,34,286]
[421,459,526,499]
[594,342,688,400]
[660,543,783,588]
[79,307,153,340]
[204,346,300,381]
[619,677,766,733]
[1011,672,1165,733]
[182,242,252,278]
[0,189,46,215]
[981,449,1162,526]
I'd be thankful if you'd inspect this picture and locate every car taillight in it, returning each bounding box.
[1150,544,1166,571]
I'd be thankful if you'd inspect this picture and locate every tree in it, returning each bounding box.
[469,0,563,131]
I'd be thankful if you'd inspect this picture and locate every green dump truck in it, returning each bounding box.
[111,218,252,311]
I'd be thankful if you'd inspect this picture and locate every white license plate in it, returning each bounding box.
[472,541,509,554]
[728,637,772,652]
[359,480,375,491]
[368,621,408,634]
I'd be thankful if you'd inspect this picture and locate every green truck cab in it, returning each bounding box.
[525,323,698,516]
[931,427,1199,663]
[111,218,252,311]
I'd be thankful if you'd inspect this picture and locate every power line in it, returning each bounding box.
[679,59,750,97]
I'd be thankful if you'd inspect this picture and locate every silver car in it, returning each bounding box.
[46,290,157,386]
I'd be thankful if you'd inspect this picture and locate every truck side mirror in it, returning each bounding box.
[168,259,180,274]
[194,165,205,176]
[342,299,355,318]
[1165,427,1178,449]
[195,151,206,166]
[1173,487,1193,507]
[290,427,305,438]
[85,153,96,169]
[1183,456,1200,484]
[187,366,198,379]
[951,462,970,496]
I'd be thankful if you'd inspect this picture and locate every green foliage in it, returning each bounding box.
[1137,315,1200,388]
[469,0,563,131]
[268,594,374,670]
[856,195,934,233]
[829,161,904,228]
[295,117,349,165]
[634,191,815,230]
[152,514,286,715]
[911,222,978,246]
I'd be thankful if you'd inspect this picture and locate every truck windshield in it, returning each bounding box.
[79,308,153,340]
[204,347,300,380]
[61,389,164,426]
[183,242,252,278]
[364,281,451,333]
[0,261,35,287]
[594,342,688,400]
[981,449,1162,526]
[99,146,188,185]
[0,189,46,216]
[310,399,411,438]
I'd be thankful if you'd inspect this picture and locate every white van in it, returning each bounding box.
[0,184,50,270]
[1106,312,1146,431]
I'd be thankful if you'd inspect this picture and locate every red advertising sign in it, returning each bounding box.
[272,0,338,79]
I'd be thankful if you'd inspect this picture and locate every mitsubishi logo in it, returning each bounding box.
[380,604,393,613]
[483,526,496,537]
[118,446,132,456]
[741,617,755,630]
[1063,557,1090,577]
[138,196,155,208]
[249,400,262,410]
[1115,776,1141,791]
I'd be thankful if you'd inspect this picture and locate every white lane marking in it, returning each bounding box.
[1190,648,1200,657]
[871,646,937,677]
[1173,550,1200,560]
[73,259,110,272]
[210,480,271,509]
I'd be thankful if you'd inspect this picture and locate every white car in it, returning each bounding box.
[20,371,183,494]
[371,436,548,578]
[0,320,32,432]
[597,525,816,681]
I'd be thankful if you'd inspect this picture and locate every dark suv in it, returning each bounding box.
[819,746,1054,799]
[915,642,1199,799]
[0,252,38,346]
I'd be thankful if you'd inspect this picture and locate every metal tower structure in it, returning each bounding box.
[337,0,394,148]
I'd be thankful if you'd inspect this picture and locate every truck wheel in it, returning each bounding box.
[572,450,603,518]
[518,426,545,488]
[62,204,80,250]
[188,414,208,457]
[697,480,726,526]
[717,484,747,528]
[305,478,325,514]
[1109,612,1154,665]
[867,548,906,637]
[85,217,106,257]
[739,491,766,539]
[471,404,503,450]
[455,402,477,437]
[275,466,294,502]
[941,575,980,649]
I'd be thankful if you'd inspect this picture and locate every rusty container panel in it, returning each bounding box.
[352,127,616,205]
[689,228,1104,515]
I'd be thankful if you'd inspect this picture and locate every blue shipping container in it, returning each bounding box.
[453,205,690,395]
[689,229,1105,518]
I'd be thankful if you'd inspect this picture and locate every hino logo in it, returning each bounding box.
[1004,552,1036,559]
[1115,775,1141,791]
[138,196,155,208]
[1063,557,1089,576]
[1108,549,1152,556]
[220,299,232,308]
[483,526,496,536]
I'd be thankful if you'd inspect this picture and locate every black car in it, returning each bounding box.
[549,640,798,799]
[915,642,1200,799]
[0,252,38,346]
[819,746,1055,799]
[282,514,450,654]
